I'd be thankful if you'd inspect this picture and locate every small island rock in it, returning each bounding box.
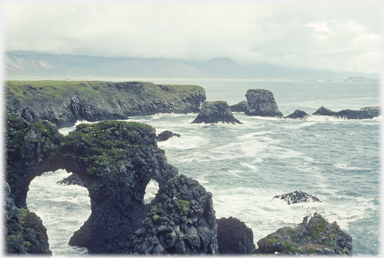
[245,89,283,117]
[313,106,379,119]
[156,130,181,142]
[285,110,309,119]
[191,101,242,124]
[274,190,321,205]
[57,173,85,187]
[230,100,247,112]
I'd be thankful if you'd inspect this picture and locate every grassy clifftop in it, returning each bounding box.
[5,80,206,128]
[6,80,204,106]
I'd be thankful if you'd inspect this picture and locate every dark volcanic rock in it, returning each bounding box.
[285,110,309,119]
[6,111,63,208]
[133,174,218,254]
[6,81,206,128]
[361,106,380,117]
[191,101,242,124]
[5,182,51,254]
[57,173,85,187]
[61,121,179,253]
[312,106,336,116]
[230,100,247,112]
[217,217,255,254]
[156,130,181,142]
[256,212,352,255]
[245,89,283,117]
[313,106,380,119]
[274,191,321,205]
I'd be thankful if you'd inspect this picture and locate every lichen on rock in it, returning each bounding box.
[256,212,352,255]
[133,174,218,254]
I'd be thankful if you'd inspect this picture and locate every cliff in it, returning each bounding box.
[5,80,206,128]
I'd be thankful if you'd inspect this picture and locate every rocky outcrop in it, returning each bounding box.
[133,174,218,254]
[191,101,242,124]
[285,110,309,119]
[274,191,321,205]
[5,182,51,254]
[156,130,181,142]
[256,212,352,255]
[57,173,85,187]
[245,89,283,117]
[216,217,255,254]
[230,100,247,112]
[6,81,206,128]
[6,111,63,208]
[313,106,380,119]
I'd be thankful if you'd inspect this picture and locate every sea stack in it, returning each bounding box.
[245,89,283,117]
[191,101,242,124]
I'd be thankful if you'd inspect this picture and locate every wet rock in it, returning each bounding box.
[191,101,242,124]
[245,89,283,117]
[285,110,309,119]
[256,212,352,255]
[313,106,380,119]
[230,100,247,112]
[156,130,181,142]
[57,173,85,187]
[217,217,255,254]
[133,174,218,254]
[274,191,321,205]
[5,182,51,255]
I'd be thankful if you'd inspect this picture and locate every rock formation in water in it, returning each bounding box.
[313,106,380,119]
[191,101,242,124]
[6,111,63,208]
[256,212,352,255]
[230,100,247,112]
[216,217,255,254]
[245,89,283,117]
[6,81,206,128]
[57,173,85,187]
[156,130,181,142]
[285,110,309,119]
[5,182,51,254]
[274,191,321,205]
[133,175,218,254]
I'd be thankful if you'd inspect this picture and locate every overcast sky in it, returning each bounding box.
[3,1,382,75]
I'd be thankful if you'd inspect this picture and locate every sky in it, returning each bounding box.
[2,1,382,75]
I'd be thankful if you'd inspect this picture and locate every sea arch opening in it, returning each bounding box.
[26,169,91,255]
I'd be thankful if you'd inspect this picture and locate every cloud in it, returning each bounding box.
[4,2,381,74]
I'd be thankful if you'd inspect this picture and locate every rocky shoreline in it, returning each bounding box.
[5,82,369,255]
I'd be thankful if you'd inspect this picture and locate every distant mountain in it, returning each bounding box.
[4,51,378,80]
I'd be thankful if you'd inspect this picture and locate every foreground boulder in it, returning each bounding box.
[133,174,218,254]
[191,101,242,124]
[156,130,181,142]
[5,183,51,254]
[245,89,283,117]
[285,110,309,119]
[274,191,321,205]
[256,212,352,255]
[230,100,247,112]
[216,217,255,254]
[313,106,380,119]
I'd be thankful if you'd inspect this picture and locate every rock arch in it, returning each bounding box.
[6,113,191,253]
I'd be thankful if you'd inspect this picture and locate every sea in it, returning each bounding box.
[26,79,381,256]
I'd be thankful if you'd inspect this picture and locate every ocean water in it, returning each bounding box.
[26,79,381,255]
